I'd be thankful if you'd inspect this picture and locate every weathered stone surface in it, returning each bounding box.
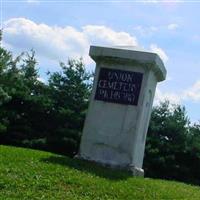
[77,45,166,176]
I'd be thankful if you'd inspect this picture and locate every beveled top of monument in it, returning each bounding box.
[89,45,167,82]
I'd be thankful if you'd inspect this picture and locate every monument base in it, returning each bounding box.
[128,164,144,177]
[74,154,144,177]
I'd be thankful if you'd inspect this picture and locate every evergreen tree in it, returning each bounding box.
[144,101,191,182]
[47,59,92,155]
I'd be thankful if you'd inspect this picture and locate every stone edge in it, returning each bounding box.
[74,154,144,177]
[89,45,167,82]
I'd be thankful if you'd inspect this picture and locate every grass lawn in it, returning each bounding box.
[0,145,200,199]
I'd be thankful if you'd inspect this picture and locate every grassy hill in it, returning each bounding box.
[1,145,200,200]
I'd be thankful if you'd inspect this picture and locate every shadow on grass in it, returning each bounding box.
[41,155,131,180]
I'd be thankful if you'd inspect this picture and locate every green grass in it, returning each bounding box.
[1,145,200,200]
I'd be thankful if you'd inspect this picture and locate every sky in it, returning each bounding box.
[1,0,200,123]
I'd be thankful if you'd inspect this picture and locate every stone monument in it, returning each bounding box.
[78,45,166,176]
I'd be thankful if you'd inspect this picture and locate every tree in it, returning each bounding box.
[0,49,41,144]
[185,122,200,184]
[144,101,190,182]
[0,30,13,134]
[47,59,92,155]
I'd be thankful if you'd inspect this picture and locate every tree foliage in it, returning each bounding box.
[0,31,92,156]
[144,101,200,184]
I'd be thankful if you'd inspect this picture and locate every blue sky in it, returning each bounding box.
[1,0,200,122]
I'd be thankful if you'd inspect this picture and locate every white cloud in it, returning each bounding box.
[155,80,200,105]
[155,88,181,105]
[167,23,179,30]
[133,25,158,37]
[133,23,179,37]
[4,18,89,62]
[150,44,169,63]
[83,25,138,46]
[183,81,200,102]
[3,18,138,65]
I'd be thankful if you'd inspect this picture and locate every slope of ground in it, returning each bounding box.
[0,145,200,200]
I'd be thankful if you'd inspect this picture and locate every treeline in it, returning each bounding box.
[1,32,200,185]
